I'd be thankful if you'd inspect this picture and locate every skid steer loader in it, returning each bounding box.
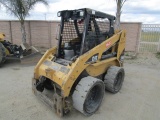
[32,8,126,117]
[0,33,41,65]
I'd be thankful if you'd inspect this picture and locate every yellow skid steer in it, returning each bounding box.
[32,8,126,117]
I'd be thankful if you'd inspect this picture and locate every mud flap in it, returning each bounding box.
[32,78,64,117]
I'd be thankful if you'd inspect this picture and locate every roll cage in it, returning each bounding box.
[57,8,116,59]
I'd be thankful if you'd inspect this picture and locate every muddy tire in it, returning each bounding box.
[104,66,125,94]
[72,76,105,116]
[0,42,6,66]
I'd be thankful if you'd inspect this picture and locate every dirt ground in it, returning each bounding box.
[0,53,160,120]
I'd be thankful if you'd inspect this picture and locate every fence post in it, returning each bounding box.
[28,21,32,46]
[9,21,13,43]
[158,29,160,52]
[48,21,52,48]
[137,23,142,53]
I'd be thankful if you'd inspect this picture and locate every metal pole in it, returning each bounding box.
[137,23,142,53]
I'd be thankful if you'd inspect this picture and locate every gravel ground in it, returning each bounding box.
[0,53,160,120]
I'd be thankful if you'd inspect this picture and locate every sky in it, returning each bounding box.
[0,0,160,24]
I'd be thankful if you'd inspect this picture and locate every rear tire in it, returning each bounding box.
[72,76,105,116]
[0,42,6,66]
[104,66,125,94]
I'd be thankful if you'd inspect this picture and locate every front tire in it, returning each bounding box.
[72,76,105,116]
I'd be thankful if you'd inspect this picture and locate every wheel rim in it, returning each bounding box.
[114,72,123,91]
[84,82,104,114]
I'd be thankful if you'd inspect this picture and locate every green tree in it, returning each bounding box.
[115,0,127,30]
[0,0,48,43]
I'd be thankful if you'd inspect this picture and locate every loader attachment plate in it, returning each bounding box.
[32,78,64,117]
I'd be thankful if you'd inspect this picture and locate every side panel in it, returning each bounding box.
[85,58,120,77]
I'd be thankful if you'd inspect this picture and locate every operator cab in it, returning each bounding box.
[55,8,115,65]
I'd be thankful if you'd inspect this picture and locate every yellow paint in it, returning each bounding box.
[0,33,10,55]
[0,33,5,41]
[33,30,126,97]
